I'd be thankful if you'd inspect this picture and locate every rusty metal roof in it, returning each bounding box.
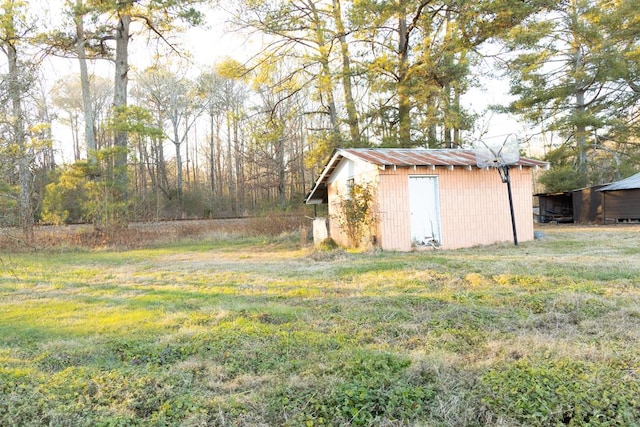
[339,148,548,168]
[598,171,640,191]
[304,148,548,204]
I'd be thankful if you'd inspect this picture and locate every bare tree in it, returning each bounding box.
[197,69,226,198]
[52,76,85,161]
[135,63,203,204]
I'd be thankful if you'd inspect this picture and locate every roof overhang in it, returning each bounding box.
[534,191,572,197]
[597,172,640,192]
[303,149,343,204]
[304,148,550,204]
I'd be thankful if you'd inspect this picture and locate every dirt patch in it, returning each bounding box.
[535,222,640,234]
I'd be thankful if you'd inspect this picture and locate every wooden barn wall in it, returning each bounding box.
[572,186,604,223]
[602,189,640,223]
[376,166,535,250]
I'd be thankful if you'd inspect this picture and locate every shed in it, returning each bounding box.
[598,172,640,223]
[536,191,574,223]
[536,184,606,224]
[304,148,548,251]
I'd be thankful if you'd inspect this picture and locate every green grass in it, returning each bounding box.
[0,225,639,426]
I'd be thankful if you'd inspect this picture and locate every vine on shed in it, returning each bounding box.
[332,182,377,249]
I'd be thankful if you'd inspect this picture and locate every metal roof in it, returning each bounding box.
[338,148,548,168]
[304,148,548,204]
[598,172,640,191]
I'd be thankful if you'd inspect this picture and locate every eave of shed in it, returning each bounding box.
[304,148,548,204]
[339,148,548,169]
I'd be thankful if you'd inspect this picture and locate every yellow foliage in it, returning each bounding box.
[215,57,247,80]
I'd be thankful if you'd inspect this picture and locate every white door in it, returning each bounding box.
[408,176,442,247]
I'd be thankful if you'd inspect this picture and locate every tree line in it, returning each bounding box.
[1,0,640,243]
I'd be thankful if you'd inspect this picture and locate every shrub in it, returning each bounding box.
[41,163,91,225]
[41,151,130,230]
[318,237,339,251]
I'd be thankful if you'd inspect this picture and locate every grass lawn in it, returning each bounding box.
[0,224,639,426]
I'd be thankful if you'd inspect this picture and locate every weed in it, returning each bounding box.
[479,357,640,426]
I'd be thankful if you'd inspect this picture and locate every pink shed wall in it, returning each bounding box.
[376,166,535,250]
[326,159,536,251]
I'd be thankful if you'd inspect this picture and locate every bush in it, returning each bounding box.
[41,164,90,225]
[41,152,129,229]
[318,237,339,251]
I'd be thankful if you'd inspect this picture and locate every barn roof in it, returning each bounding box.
[304,148,548,204]
[598,172,640,191]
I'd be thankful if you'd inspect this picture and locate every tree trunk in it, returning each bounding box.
[35,85,56,171]
[332,0,361,145]
[6,39,33,243]
[234,112,244,213]
[173,126,183,202]
[154,122,169,198]
[192,133,198,190]
[113,13,130,193]
[143,139,155,194]
[575,87,588,177]
[398,4,411,147]
[277,136,286,209]
[138,138,150,201]
[443,12,458,149]
[184,119,190,191]
[298,114,306,193]
[226,112,235,213]
[307,1,341,146]
[208,108,223,197]
[75,0,97,157]
[71,112,80,160]
[443,83,453,148]
[215,119,223,199]
[426,95,438,147]
[453,84,461,148]
[574,41,588,182]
